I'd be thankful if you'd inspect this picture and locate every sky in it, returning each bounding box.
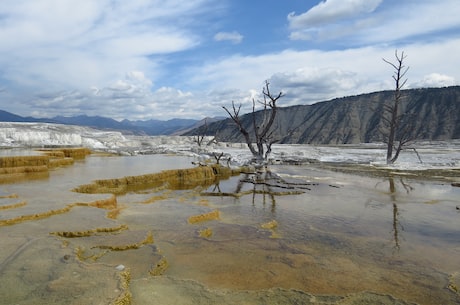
[0,0,459,121]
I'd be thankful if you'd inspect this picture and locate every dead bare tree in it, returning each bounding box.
[382,50,412,164]
[222,80,284,164]
[193,118,220,148]
[193,119,207,147]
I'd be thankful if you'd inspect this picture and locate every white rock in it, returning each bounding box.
[115,264,125,271]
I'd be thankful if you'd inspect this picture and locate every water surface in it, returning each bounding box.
[1,154,459,305]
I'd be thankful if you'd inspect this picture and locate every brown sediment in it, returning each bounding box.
[141,190,173,204]
[73,231,154,262]
[91,231,154,251]
[0,166,49,174]
[197,198,210,206]
[76,195,120,219]
[0,200,27,210]
[198,227,213,238]
[39,148,90,167]
[188,210,220,224]
[0,193,19,199]
[38,147,91,159]
[1,166,43,174]
[82,195,118,209]
[39,150,66,158]
[41,148,90,168]
[0,165,49,183]
[48,158,74,168]
[75,246,109,261]
[260,220,281,238]
[149,258,169,276]
[73,164,240,195]
[0,195,119,226]
[50,224,129,238]
[38,150,66,158]
[260,220,278,230]
[448,272,460,294]
[112,268,132,305]
[0,155,50,167]
[0,148,91,183]
[0,205,75,226]
[59,147,91,159]
[107,206,126,219]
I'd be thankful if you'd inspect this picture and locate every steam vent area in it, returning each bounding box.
[1,147,459,305]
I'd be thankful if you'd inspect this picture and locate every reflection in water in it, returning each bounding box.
[387,176,416,251]
[1,154,460,305]
[371,176,414,252]
[388,176,402,251]
[231,170,315,213]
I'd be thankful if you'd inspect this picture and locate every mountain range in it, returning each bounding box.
[1,86,459,144]
[185,86,460,144]
[0,110,213,136]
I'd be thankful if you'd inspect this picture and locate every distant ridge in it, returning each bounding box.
[172,117,225,135]
[0,110,28,122]
[184,86,460,144]
[0,112,202,136]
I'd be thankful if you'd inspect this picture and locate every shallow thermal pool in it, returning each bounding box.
[0,153,459,305]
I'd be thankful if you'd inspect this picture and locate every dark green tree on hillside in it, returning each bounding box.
[382,50,414,164]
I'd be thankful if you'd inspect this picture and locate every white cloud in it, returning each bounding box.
[126,71,153,87]
[269,68,361,105]
[288,0,382,28]
[0,1,459,121]
[413,73,456,88]
[12,36,460,120]
[288,0,383,41]
[188,48,382,98]
[214,31,244,44]
[109,80,133,92]
[100,32,198,57]
[0,0,209,91]
[187,38,460,109]
[357,0,460,45]
[288,0,460,44]
[0,1,103,49]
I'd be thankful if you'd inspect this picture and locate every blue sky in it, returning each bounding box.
[0,0,459,120]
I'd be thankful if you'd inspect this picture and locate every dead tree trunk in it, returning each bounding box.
[223,81,283,164]
[193,118,207,147]
[382,50,410,164]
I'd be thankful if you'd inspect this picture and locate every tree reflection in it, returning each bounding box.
[388,176,412,252]
[388,177,401,250]
[241,171,279,211]
[202,169,314,214]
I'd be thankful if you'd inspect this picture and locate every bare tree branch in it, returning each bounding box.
[193,118,208,147]
[222,80,284,164]
[222,101,258,156]
[382,50,413,164]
